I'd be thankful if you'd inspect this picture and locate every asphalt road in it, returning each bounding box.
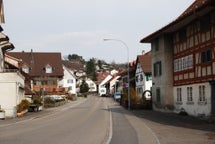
[0,95,215,144]
[0,95,111,144]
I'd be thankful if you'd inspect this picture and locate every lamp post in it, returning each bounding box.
[103,39,130,110]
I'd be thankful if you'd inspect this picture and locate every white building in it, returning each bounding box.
[85,78,97,92]
[0,72,25,118]
[135,51,152,100]
[59,65,77,95]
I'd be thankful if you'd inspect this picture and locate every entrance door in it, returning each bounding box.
[210,81,215,115]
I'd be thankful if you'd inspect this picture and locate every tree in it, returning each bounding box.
[86,58,97,81]
[68,54,85,63]
[80,79,89,93]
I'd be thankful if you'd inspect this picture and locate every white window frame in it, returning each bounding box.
[187,87,193,103]
[45,65,52,73]
[176,88,182,102]
[199,85,206,102]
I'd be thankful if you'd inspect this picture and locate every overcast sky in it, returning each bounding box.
[3,0,194,63]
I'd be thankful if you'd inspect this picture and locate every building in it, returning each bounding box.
[135,51,152,101]
[0,1,25,118]
[140,0,215,117]
[58,65,77,95]
[7,51,64,95]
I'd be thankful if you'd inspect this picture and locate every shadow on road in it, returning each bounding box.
[101,99,215,133]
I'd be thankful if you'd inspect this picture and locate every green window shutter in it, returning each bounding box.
[146,75,149,81]
[153,63,156,77]
[159,61,162,75]
[156,88,161,102]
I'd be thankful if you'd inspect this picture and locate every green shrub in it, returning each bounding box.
[33,95,43,106]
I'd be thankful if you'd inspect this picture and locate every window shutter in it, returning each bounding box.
[159,61,162,75]
[153,63,156,77]
[146,74,149,81]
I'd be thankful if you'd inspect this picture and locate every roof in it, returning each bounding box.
[6,52,63,77]
[136,51,152,74]
[140,0,214,43]
[97,72,110,84]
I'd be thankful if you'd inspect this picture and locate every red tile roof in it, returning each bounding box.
[97,72,110,84]
[7,52,63,77]
[137,51,152,74]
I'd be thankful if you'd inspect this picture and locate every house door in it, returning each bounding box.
[210,81,215,115]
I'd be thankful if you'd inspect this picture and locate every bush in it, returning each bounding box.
[33,95,43,106]
[17,99,30,113]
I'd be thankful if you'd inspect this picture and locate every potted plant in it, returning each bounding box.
[0,106,5,120]
[17,99,30,117]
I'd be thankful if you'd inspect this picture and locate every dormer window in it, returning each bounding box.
[45,65,52,73]
[22,65,29,73]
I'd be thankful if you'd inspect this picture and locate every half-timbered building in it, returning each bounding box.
[140,0,215,117]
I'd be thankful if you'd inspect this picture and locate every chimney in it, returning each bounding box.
[142,50,145,55]
[30,49,34,64]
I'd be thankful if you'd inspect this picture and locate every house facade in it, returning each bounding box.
[58,65,76,95]
[7,51,64,95]
[85,78,97,92]
[140,0,215,116]
[135,51,152,101]
[0,72,25,118]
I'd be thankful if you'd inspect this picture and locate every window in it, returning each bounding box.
[176,88,182,102]
[156,88,161,103]
[201,49,211,64]
[140,74,143,81]
[154,61,162,77]
[22,66,29,73]
[174,55,193,72]
[135,76,139,82]
[45,65,52,73]
[67,79,73,84]
[154,38,159,51]
[68,86,72,91]
[187,87,193,102]
[199,85,206,102]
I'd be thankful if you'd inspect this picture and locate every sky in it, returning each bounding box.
[2,0,195,63]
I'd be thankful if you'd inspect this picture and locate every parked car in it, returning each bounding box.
[114,92,121,102]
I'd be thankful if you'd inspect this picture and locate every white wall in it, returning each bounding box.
[135,62,152,99]
[0,72,25,118]
[152,35,174,111]
[59,66,76,94]
[174,82,211,117]
[86,78,97,92]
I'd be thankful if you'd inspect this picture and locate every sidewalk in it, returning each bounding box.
[0,97,87,126]
[131,109,215,143]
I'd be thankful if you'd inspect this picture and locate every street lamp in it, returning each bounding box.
[103,38,130,110]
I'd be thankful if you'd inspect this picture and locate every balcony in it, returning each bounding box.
[33,85,66,95]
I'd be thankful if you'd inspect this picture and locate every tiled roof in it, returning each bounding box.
[7,52,63,77]
[140,0,214,43]
[97,72,110,84]
[178,0,212,19]
[137,51,152,74]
